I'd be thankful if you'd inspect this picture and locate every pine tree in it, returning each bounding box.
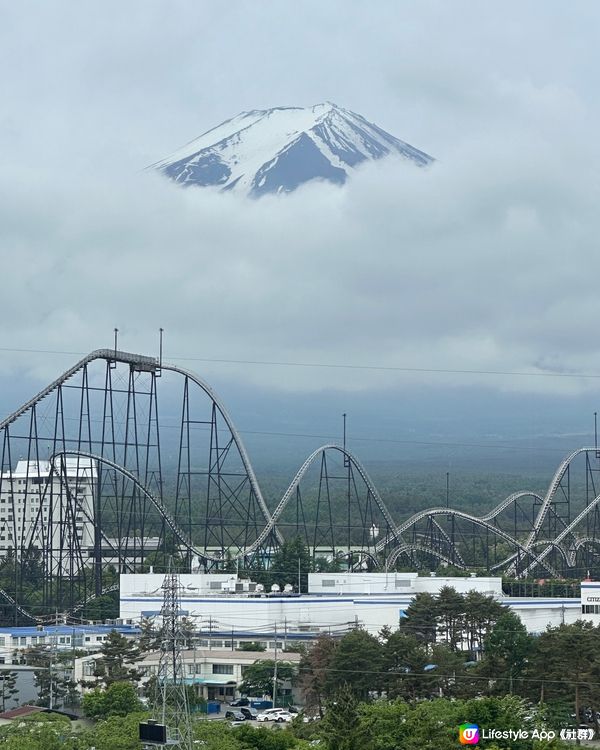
[319,685,365,750]
[94,630,142,687]
[299,634,338,715]
[325,628,383,700]
[0,670,18,711]
[401,592,438,648]
[436,586,464,652]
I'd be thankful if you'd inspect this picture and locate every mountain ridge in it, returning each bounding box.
[151,102,434,196]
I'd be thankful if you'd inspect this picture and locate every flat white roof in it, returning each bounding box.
[1,458,97,479]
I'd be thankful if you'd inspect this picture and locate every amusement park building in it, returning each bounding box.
[119,572,582,638]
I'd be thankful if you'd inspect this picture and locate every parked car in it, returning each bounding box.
[240,707,258,720]
[273,711,294,723]
[225,710,246,721]
[230,698,250,707]
[257,708,293,723]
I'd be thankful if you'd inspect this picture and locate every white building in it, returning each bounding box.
[580,579,600,621]
[75,647,302,703]
[120,572,581,638]
[0,623,139,665]
[0,458,96,564]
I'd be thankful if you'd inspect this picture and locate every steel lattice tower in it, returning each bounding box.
[152,562,193,750]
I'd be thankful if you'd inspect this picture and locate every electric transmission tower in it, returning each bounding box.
[142,561,194,749]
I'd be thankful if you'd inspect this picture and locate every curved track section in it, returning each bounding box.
[384,508,560,577]
[3,348,600,621]
[385,544,469,571]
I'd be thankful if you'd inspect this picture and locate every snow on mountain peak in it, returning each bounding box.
[150,102,434,197]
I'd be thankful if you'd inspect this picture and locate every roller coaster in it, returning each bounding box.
[0,348,599,622]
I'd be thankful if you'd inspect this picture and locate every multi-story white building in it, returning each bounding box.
[74,647,302,703]
[0,458,96,564]
[120,572,582,637]
[0,623,139,665]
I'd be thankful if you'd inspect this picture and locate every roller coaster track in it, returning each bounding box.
[489,540,569,572]
[50,443,395,565]
[254,444,401,551]
[383,507,560,577]
[523,448,593,551]
[4,348,600,621]
[0,349,281,542]
[0,349,156,430]
[159,361,282,544]
[384,544,468,571]
[521,490,600,577]
[481,491,543,522]
[376,490,543,553]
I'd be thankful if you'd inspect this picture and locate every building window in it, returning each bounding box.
[322,579,336,587]
[212,664,233,675]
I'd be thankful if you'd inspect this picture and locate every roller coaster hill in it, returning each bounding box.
[0,348,598,624]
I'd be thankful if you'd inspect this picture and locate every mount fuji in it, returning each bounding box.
[150,102,433,197]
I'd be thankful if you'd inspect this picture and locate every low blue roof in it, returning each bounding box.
[0,624,140,637]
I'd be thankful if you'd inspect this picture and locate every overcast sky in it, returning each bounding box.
[2,1,600,430]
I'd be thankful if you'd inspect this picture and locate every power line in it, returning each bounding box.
[0,346,599,381]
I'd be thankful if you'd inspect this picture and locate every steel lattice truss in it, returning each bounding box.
[0,349,599,622]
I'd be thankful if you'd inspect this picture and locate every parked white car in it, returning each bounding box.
[256,708,294,723]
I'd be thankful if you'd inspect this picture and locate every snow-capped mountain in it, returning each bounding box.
[150,102,433,197]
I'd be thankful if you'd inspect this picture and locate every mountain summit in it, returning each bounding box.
[150,102,433,197]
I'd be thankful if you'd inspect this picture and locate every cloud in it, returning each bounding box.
[1,1,599,401]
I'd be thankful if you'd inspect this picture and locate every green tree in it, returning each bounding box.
[238,641,267,652]
[93,630,143,686]
[80,712,148,750]
[82,681,143,720]
[463,590,505,656]
[269,536,312,592]
[436,586,465,652]
[312,556,342,573]
[401,592,437,648]
[239,659,298,698]
[526,620,597,720]
[380,630,428,700]
[299,634,338,715]
[194,719,242,750]
[482,609,532,694]
[326,628,383,700]
[0,669,18,711]
[319,686,365,750]
[138,617,161,652]
[0,713,84,750]
[233,723,298,750]
[24,645,73,707]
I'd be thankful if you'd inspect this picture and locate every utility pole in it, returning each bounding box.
[272,622,278,709]
[143,560,193,750]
